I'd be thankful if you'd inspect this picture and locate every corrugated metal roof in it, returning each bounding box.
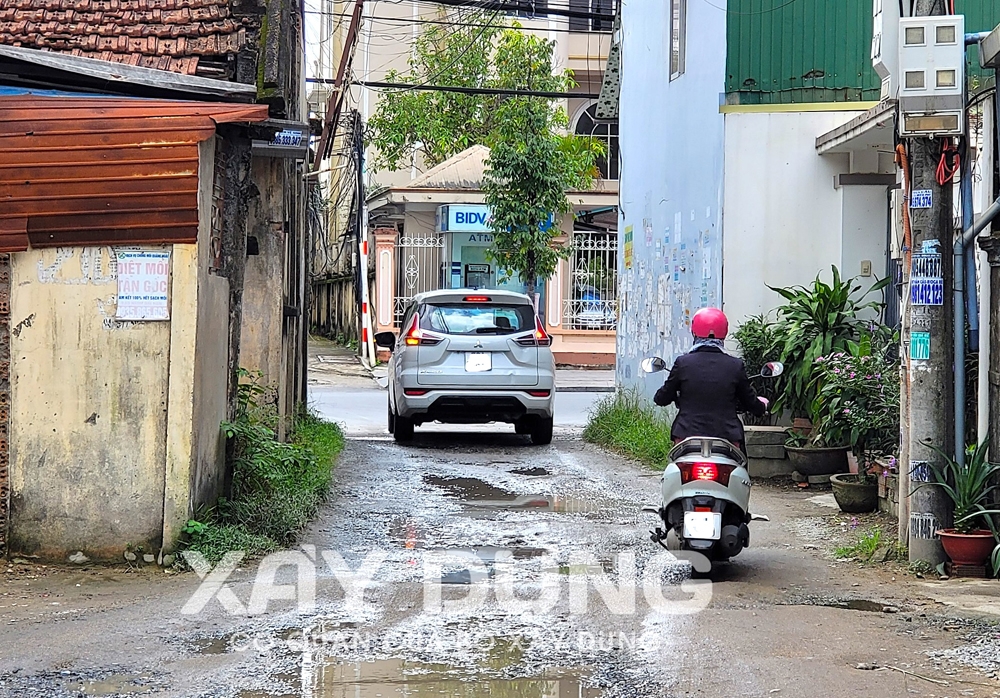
[405,145,489,190]
[0,45,258,101]
[0,95,268,251]
[726,0,879,104]
[726,0,1000,104]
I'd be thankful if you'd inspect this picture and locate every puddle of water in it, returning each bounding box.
[72,674,154,696]
[822,599,892,613]
[424,475,516,501]
[423,476,599,513]
[303,658,601,698]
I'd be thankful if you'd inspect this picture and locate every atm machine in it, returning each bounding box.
[464,263,491,288]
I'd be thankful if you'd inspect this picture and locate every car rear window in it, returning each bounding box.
[419,303,534,335]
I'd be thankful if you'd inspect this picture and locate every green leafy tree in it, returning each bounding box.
[367,18,603,299]
[367,14,521,170]
[482,32,601,299]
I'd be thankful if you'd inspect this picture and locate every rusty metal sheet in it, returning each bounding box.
[0,95,268,252]
[0,219,27,255]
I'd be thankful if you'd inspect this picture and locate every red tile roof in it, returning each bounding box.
[0,0,257,76]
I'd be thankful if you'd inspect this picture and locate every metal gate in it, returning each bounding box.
[393,234,444,327]
[564,230,618,330]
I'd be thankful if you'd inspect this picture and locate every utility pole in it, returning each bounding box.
[903,0,953,567]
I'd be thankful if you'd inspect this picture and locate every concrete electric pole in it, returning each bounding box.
[902,0,954,566]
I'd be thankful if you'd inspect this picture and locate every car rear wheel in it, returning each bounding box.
[530,417,553,445]
[387,402,395,434]
[514,418,530,435]
[394,414,415,442]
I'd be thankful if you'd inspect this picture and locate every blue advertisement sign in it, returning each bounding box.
[911,278,944,306]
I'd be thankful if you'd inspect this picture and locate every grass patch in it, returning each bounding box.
[181,372,345,564]
[834,526,905,563]
[834,527,884,561]
[582,388,673,470]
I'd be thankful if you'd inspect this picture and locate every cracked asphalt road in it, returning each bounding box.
[2,356,1000,697]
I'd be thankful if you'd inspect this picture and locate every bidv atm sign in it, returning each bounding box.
[437,205,555,234]
[439,205,492,232]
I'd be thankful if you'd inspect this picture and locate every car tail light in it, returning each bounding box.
[515,316,552,347]
[678,462,734,486]
[526,390,551,397]
[463,295,491,302]
[402,314,442,346]
[404,389,429,396]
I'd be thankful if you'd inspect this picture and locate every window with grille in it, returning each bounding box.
[564,230,618,331]
[574,104,619,180]
[670,0,687,79]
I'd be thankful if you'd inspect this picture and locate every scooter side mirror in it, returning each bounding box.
[760,361,784,378]
[641,357,667,374]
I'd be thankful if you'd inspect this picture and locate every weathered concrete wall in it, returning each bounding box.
[163,137,231,549]
[8,246,170,559]
[723,111,857,331]
[616,0,726,398]
[242,156,286,398]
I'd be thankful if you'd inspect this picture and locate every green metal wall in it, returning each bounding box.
[725,0,1000,104]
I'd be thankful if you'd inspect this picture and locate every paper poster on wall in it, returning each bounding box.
[116,249,170,321]
[623,226,633,269]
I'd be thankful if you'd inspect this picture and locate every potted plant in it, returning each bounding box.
[921,440,1000,568]
[768,267,889,476]
[812,334,900,512]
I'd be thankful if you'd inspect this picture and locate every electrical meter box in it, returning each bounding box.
[871,0,900,101]
[898,14,965,137]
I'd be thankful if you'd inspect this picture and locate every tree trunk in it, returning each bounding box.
[525,248,537,310]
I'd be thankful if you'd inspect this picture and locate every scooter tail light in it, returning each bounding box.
[678,462,735,487]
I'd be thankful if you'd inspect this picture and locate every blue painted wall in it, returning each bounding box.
[616,0,728,398]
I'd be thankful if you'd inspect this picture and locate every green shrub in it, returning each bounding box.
[583,388,673,470]
[181,371,345,563]
[732,314,780,426]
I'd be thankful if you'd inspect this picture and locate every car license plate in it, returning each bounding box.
[465,352,492,372]
[683,512,722,540]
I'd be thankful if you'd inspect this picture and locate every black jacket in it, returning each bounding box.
[653,345,765,446]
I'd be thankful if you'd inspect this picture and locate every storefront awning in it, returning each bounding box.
[815,99,897,155]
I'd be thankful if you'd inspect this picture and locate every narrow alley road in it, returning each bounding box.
[1,344,999,697]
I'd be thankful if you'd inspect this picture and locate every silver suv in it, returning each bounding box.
[375,290,556,444]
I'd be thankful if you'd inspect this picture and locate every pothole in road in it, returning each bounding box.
[510,467,550,476]
[70,673,156,696]
[423,475,600,513]
[788,598,900,613]
[822,599,899,613]
[302,660,600,698]
[232,634,602,698]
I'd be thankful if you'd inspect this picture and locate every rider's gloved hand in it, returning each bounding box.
[757,396,770,410]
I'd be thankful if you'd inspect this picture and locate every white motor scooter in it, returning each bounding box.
[639,358,783,564]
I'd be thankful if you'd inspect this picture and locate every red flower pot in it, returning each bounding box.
[937,529,997,567]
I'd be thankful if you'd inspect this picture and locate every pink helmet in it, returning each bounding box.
[691,307,729,339]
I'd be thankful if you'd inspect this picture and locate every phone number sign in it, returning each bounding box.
[911,277,944,306]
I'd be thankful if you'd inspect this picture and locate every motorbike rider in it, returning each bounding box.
[653,307,768,453]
